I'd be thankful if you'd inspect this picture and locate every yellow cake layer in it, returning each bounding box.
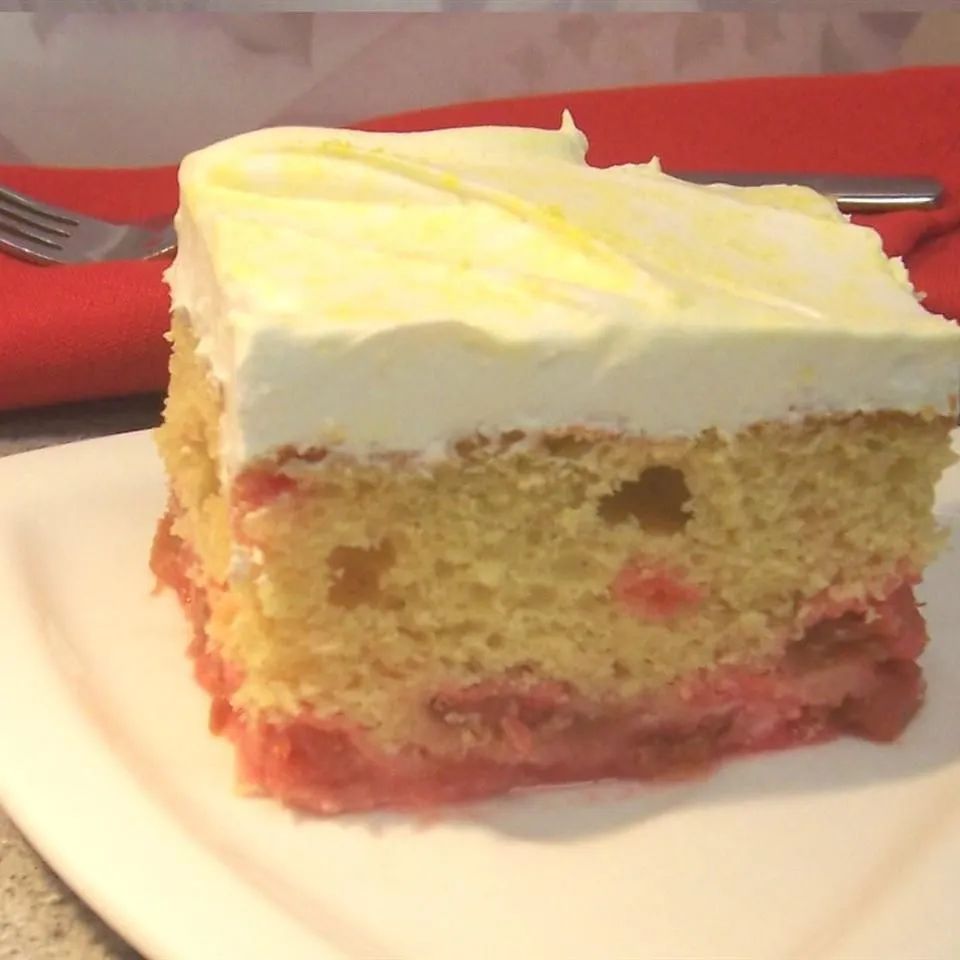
[156,313,954,751]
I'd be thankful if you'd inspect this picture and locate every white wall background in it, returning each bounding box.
[0,9,954,166]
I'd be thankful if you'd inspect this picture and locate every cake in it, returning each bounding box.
[152,114,960,814]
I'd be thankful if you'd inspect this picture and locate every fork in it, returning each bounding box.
[0,184,176,265]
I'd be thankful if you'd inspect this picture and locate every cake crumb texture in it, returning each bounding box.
[156,313,954,751]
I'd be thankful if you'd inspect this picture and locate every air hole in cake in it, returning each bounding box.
[454,434,491,459]
[326,539,396,609]
[543,434,593,459]
[791,584,928,667]
[500,429,527,449]
[787,611,875,669]
[598,466,692,533]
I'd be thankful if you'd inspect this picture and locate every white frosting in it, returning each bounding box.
[166,114,960,475]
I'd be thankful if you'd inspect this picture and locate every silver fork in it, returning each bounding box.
[0,184,176,265]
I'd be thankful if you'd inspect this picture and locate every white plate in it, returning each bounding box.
[0,430,958,960]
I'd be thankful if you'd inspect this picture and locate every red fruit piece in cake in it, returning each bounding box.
[610,559,704,620]
[232,469,298,509]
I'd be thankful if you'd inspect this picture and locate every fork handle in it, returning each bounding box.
[671,171,943,212]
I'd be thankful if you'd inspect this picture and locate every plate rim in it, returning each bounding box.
[0,428,958,960]
[0,432,344,960]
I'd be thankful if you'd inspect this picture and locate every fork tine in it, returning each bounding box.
[0,185,80,225]
[0,216,63,251]
[0,231,62,265]
[0,198,71,238]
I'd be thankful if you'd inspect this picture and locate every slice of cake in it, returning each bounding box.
[152,114,960,814]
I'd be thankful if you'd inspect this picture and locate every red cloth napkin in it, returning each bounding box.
[2,66,958,413]
[0,167,177,410]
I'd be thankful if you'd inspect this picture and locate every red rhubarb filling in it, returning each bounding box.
[152,511,929,814]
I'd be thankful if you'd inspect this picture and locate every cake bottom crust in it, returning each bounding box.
[153,514,928,815]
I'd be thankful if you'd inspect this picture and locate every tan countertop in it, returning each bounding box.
[0,810,141,960]
[0,395,162,960]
